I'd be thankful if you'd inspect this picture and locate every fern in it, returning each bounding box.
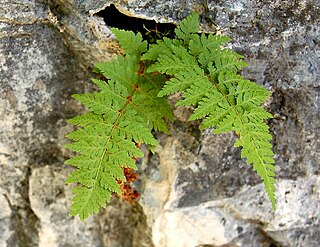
[143,12,276,209]
[65,29,173,220]
[66,12,276,220]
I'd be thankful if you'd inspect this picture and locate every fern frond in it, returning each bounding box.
[141,12,200,62]
[146,45,205,97]
[97,55,173,133]
[143,12,276,209]
[147,44,198,75]
[66,85,155,219]
[66,52,172,219]
[66,12,277,220]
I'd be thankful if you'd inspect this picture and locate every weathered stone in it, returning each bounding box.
[0,192,12,246]
[1,0,319,246]
[0,0,152,246]
[29,166,102,246]
[135,0,319,246]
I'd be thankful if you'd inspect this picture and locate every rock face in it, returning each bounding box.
[0,0,319,247]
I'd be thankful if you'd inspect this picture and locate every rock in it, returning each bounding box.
[135,1,320,246]
[1,0,319,246]
[0,192,12,246]
[29,165,102,246]
[0,0,151,246]
[28,165,153,247]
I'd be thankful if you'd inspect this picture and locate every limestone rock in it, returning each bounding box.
[1,0,319,246]
[0,0,151,246]
[0,192,12,246]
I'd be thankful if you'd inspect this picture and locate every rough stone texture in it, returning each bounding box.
[1,0,319,247]
[0,1,152,246]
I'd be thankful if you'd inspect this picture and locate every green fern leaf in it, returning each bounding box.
[66,74,157,220]
[208,50,248,80]
[147,45,205,98]
[143,12,276,209]
[66,53,172,219]
[66,12,277,220]
[147,45,198,75]
[68,112,107,127]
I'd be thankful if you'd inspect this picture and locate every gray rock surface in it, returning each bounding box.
[0,0,319,246]
[0,1,151,246]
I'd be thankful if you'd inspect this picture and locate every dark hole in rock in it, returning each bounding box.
[96,4,176,43]
[269,243,279,247]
